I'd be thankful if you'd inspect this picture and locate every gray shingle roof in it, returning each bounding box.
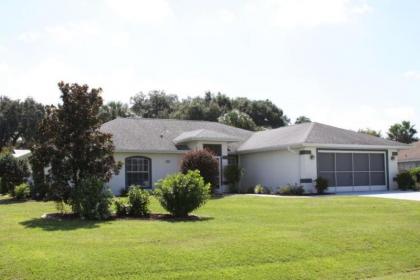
[173,129,242,144]
[100,118,253,153]
[237,122,409,153]
[101,119,408,154]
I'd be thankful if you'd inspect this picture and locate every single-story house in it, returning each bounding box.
[398,141,420,171]
[101,118,409,194]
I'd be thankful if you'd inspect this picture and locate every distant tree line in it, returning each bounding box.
[1,86,419,152]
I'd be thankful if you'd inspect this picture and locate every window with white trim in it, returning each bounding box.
[125,156,151,188]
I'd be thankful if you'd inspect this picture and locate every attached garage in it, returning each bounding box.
[317,150,388,192]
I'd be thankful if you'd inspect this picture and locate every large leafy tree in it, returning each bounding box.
[358,128,381,138]
[232,98,289,128]
[130,90,178,118]
[218,109,258,131]
[0,96,44,150]
[387,121,418,144]
[295,116,311,124]
[98,101,132,124]
[31,82,121,202]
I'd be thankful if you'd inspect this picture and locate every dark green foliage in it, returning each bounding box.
[130,90,178,118]
[14,183,30,200]
[155,170,211,217]
[129,91,289,129]
[114,199,129,217]
[71,177,113,220]
[295,116,311,124]
[0,153,30,194]
[31,82,122,204]
[396,171,415,190]
[218,110,257,131]
[98,101,132,124]
[181,149,219,191]
[0,96,45,150]
[315,177,329,194]
[358,128,382,137]
[387,121,418,144]
[127,186,150,217]
[223,164,243,193]
[278,184,305,195]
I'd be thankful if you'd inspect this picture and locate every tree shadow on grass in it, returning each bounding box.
[19,217,108,231]
[0,197,27,205]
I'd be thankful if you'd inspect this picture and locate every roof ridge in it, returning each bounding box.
[301,122,316,144]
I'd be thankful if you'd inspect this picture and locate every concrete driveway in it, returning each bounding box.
[355,191,420,202]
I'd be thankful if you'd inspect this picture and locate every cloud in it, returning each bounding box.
[218,9,236,24]
[105,0,172,24]
[403,71,420,80]
[244,0,372,28]
[18,31,41,43]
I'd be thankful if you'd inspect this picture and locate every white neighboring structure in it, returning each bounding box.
[101,119,408,194]
[13,149,31,160]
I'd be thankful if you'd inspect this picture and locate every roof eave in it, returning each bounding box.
[114,149,188,154]
[304,143,411,150]
[237,143,304,154]
[173,137,242,144]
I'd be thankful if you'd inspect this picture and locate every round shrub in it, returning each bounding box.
[254,184,269,194]
[396,171,415,190]
[0,153,30,195]
[315,177,329,194]
[71,177,114,220]
[128,186,150,217]
[155,170,210,217]
[114,199,128,217]
[14,183,30,200]
[180,149,219,191]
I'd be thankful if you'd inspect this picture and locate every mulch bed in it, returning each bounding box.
[41,212,203,221]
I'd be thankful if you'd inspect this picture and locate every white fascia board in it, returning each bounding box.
[115,149,188,154]
[303,143,411,150]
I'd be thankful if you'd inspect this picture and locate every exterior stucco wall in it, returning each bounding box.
[239,149,301,193]
[107,152,183,194]
[388,149,399,190]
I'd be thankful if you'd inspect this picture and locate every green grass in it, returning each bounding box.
[1,195,420,279]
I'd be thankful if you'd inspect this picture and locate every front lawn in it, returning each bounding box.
[1,195,420,279]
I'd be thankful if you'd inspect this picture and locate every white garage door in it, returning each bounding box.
[317,150,387,192]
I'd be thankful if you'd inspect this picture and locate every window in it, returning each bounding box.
[317,151,386,187]
[125,156,151,188]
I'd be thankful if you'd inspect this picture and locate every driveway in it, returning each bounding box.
[355,191,420,202]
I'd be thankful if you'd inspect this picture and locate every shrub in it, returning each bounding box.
[315,177,329,194]
[180,149,219,192]
[70,177,114,220]
[155,170,211,217]
[278,184,305,195]
[0,153,30,195]
[114,199,129,217]
[223,164,243,193]
[254,184,269,194]
[14,183,30,200]
[396,171,415,190]
[128,186,150,217]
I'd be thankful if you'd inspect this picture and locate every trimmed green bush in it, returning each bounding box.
[128,186,150,217]
[254,184,269,194]
[71,177,114,220]
[114,199,128,217]
[396,171,415,190]
[278,184,305,195]
[14,183,30,200]
[315,177,329,194]
[155,170,211,217]
[0,153,30,195]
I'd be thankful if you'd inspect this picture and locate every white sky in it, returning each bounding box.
[1,0,420,133]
